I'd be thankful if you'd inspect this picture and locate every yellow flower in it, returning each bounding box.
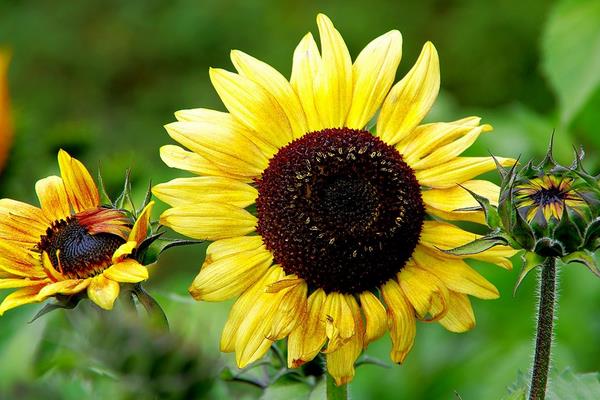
[154,14,517,385]
[0,150,153,314]
[514,175,586,222]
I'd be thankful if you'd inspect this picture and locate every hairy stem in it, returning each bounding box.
[326,374,348,400]
[529,256,557,400]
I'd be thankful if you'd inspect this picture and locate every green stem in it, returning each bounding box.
[326,373,348,400]
[529,257,557,400]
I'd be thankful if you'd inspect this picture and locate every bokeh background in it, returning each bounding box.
[2,0,600,399]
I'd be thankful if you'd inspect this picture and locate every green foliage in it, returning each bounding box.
[542,0,600,125]
[505,369,600,400]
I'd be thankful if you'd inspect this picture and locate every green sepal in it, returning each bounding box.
[29,294,83,323]
[455,185,501,229]
[562,250,600,278]
[138,179,153,217]
[355,354,390,369]
[442,230,509,256]
[510,205,536,250]
[583,217,600,250]
[514,252,546,295]
[141,235,204,265]
[533,237,565,257]
[553,206,583,253]
[114,169,134,212]
[97,166,113,205]
[132,284,169,330]
[537,132,557,170]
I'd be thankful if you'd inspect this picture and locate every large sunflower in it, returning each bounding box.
[154,14,516,384]
[0,150,153,314]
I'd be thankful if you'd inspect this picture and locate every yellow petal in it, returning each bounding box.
[111,241,136,263]
[359,290,388,346]
[103,259,148,283]
[231,50,308,139]
[346,30,402,129]
[57,149,99,212]
[189,247,273,301]
[398,264,448,321]
[36,279,89,299]
[165,120,267,178]
[416,157,516,189]
[264,279,307,341]
[290,33,325,132]
[326,296,363,386]
[35,176,70,222]
[323,292,356,353]
[0,241,45,278]
[160,203,257,241]
[129,201,154,244]
[377,42,439,145]
[220,266,282,352]
[0,277,48,289]
[235,269,300,368]
[0,285,44,315]
[0,198,49,244]
[422,180,500,211]
[153,177,257,208]
[419,220,517,269]
[438,291,476,333]
[396,119,488,164]
[210,68,293,150]
[314,14,353,128]
[412,245,499,299]
[381,279,416,364]
[204,236,264,265]
[87,275,120,310]
[291,33,323,132]
[288,288,327,368]
[174,107,278,160]
[159,144,250,181]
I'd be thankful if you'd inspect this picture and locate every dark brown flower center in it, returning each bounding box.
[256,128,425,293]
[36,215,126,279]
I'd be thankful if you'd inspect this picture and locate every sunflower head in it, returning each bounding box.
[0,150,154,315]
[498,143,600,257]
[154,13,517,385]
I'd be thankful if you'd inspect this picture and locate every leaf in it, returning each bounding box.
[547,369,600,400]
[514,251,545,295]
[441,231,509,256]
[29,295,83,323]
[141,236,204,265]
[542,0,600,125]
[455,184,501,229]
[260,377,312,400]
[561,250,600,278]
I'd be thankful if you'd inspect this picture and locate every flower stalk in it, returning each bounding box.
[529,256,557,400]
[326,374,348,400]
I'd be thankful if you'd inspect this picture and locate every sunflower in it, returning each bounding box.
[0,150,153,315]
[154,14,517,385]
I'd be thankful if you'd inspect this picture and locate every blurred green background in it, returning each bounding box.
[2,0,600,399]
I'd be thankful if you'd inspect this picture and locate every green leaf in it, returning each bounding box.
[441,231,509,256]
[261,377,312,400]
[542,0,600,125]
[141,236,204,265]
[514,251,545,295]
[455,184,501,229]
[561,250,600,278]
[547,369,600,400]
[29,295,83,323]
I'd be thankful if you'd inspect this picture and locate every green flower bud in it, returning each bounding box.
[498,146,600,257]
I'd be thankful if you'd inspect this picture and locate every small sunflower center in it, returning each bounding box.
[37,216,126,279]
[256,128,425,294]
[531,186,566,206]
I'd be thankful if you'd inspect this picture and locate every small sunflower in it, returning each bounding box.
[514,175,586,223]
[0,150,153,314]
[154,14,517,384]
